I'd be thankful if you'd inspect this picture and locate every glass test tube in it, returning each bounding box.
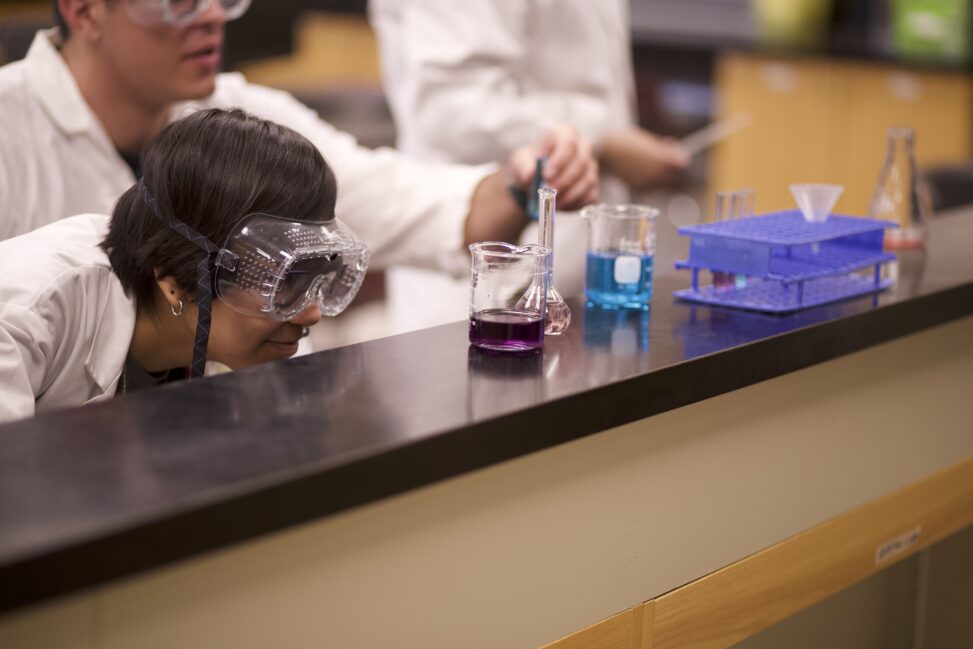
[538,187,571,334]
[713,192,734,291]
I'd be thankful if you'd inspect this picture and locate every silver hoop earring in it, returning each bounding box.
[171,299,185,317]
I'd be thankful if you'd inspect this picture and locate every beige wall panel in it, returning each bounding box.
[0,594,94,649]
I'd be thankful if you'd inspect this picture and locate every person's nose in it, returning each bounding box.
[289,302,322,327]
[195,0,228,27]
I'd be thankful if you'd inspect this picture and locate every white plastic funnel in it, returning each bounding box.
[790,183,843,223]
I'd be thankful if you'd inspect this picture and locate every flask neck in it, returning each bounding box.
[887,135,915,167]
[538,189,556,249]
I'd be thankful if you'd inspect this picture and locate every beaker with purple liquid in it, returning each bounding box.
[468,242,552,352]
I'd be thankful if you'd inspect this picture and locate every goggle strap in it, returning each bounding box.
[190,252,215,378]
[215,249,238,271]
[138,178,219,256]
[138,177,219,379]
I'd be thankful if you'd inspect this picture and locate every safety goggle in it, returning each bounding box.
[138,178,369,377]
[214,213,370,321]
[124,0,252,28]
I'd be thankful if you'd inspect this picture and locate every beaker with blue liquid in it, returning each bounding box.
[581,204,658,309]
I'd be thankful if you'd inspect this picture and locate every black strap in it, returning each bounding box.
[138,178,218,378]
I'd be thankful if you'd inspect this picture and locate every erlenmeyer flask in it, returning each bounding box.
[870,127,929,249]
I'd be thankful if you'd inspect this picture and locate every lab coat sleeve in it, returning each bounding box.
[209,75,494,273]
[370,0,612,160]
[0,135,14,241]
[0,304,51,423]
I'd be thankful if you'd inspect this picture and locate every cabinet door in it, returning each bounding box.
[709,52,973,217]
[835,64,973,215]
[708,52,842,214]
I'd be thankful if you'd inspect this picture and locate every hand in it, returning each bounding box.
[600,127,691,191]
[508,123,600,211]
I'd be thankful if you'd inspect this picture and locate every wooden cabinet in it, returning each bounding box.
[709,52,973,216]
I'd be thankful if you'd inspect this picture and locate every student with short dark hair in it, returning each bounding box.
[0,108,368,423]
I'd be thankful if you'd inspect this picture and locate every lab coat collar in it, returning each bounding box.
[26,29,99,136]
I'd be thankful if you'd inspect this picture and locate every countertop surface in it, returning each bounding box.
[1,207,972,614]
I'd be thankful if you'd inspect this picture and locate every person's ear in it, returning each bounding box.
[59,0,110,42]
[155,274,192,316]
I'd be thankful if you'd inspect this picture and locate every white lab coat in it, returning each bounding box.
[370,0,636,166]
[369,0,637,332]
[0,30,489,275]
[0,214,135,423]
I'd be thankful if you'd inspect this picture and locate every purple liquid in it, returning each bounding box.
[713,270,734,291]
[469,309,544,351]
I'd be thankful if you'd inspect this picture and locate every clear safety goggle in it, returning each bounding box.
[214,213,370,321]
[124,0,252,27]
[138,178,369,377]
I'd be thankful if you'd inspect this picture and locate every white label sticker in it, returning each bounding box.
[614,255,641,284]
[875,526,921,565]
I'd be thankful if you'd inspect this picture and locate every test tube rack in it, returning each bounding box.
[673,211,898,313]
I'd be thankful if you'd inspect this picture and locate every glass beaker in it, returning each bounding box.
[469,242,552,352]
[581,204,658,310]
[870,127,929,249]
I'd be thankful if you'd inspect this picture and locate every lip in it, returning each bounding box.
[267,339,301,354]
[268,338,300,346]
[183,40,223,68]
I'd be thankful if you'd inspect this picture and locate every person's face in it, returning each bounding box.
[95,0,228,104]
[205,301,323,369]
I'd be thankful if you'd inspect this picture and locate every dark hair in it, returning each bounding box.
[53,1,70,40]
[102,108,338,312]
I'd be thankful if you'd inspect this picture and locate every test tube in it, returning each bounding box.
[740,188,756,218]
[713,192,733,291]
[729,191,743,221]
[714,192,726,223]
[538,187,571,334]
[733,189,753,289]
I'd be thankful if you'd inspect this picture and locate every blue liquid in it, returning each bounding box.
[585,252,653,309]
[582,303,650,352]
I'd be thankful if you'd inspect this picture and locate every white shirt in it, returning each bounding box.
[369,0,637,332]
[0,30,489,274]
[0,214,135,423]
[369,0,636,167]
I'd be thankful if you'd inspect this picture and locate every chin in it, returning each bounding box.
[179,77,218,101]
